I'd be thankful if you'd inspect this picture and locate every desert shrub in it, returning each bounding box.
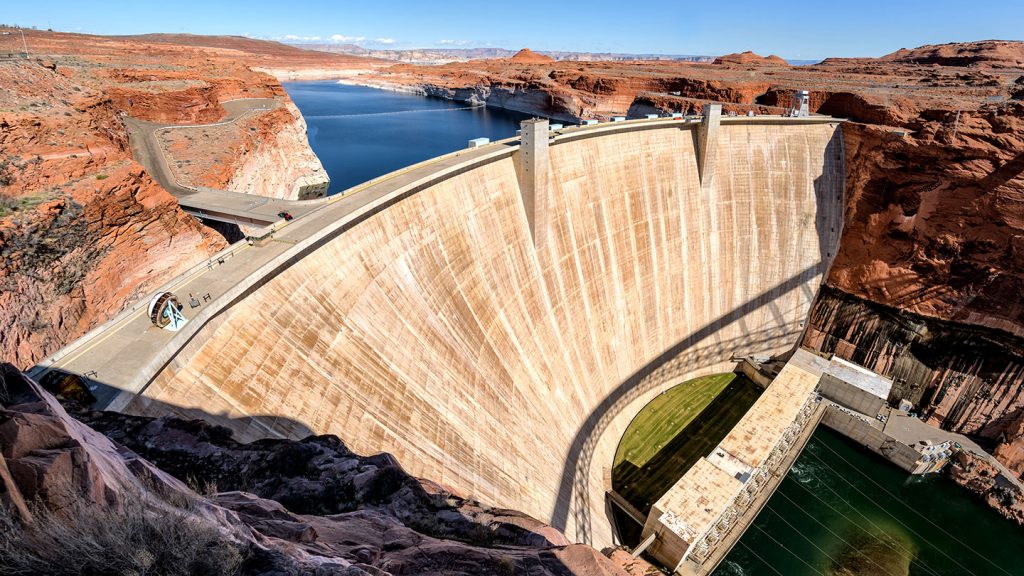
[0,158,12,186]
[0,195,17,218]
[0,489,244,576]
[497,555,516,576]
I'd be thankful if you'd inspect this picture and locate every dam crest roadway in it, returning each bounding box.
[31,107,846,571]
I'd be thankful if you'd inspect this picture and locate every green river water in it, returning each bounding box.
[713,428,1024,576]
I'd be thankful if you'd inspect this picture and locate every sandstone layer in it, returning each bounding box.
[712,51,788,66]
[0,29,371,368]
[160,100,329,200]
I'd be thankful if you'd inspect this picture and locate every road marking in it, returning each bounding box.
[51,244,253,372]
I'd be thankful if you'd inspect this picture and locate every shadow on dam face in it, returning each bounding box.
[551,261,825,543]
[120,120,846,548]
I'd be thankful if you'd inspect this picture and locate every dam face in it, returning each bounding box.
[126,119,844,547]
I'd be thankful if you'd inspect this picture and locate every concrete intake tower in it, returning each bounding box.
[111,111,845,548]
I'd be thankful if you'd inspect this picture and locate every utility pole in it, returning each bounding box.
[19,28,27,57]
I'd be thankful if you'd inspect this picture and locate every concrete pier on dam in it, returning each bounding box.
[34,111,845,550]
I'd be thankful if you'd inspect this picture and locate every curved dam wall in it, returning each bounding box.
[123,119,844,547]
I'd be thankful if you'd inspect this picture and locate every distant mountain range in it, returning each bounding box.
[288,43,720,64]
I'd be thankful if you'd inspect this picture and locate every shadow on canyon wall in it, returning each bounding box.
[805,285,1024,442]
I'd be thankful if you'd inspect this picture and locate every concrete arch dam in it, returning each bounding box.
[120,115,845,548]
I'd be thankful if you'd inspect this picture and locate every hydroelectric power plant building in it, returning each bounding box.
[33,106,846,574]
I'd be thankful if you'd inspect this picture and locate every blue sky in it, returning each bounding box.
[5,0,1022,60]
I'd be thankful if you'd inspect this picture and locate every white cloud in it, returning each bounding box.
[330,34,365,43]
[373,37,395,45]
[282,34,321,42]
[438,39,470,46]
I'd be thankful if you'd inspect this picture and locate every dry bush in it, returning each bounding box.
[0,488,244,576]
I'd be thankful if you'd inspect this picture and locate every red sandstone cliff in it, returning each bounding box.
[510,48,556,64]
[0,30,366,368]
[880,40,1024,68]
[713,51,789,66]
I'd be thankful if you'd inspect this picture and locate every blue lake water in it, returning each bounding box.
[284,81,532,194]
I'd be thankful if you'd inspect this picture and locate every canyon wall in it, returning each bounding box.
[160,100,329,200]
[804,100,1024,476]
[0,53,235,369]
[120,120,844,548]
[0,162,224,369]
[225,101,329,199]
[0,34,339,368]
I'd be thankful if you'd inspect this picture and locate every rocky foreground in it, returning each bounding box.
[0,363,656,575]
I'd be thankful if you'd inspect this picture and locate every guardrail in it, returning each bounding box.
[27,240,251,381]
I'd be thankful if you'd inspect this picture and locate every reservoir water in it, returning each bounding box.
[283,81,1024,576]
[284,81,532,195]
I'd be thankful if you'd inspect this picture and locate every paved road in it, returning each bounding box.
[123,98,316,227]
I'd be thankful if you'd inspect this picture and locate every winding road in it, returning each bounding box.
[123,98,317,227]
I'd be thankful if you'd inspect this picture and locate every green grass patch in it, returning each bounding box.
[615,373,737,469]
[0,190,58,218]
[612,373,762,515]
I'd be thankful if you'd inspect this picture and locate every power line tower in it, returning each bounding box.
[0,27,28,59]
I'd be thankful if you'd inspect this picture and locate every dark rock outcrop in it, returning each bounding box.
[946,451,1024,524]
[0,363,649,575]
